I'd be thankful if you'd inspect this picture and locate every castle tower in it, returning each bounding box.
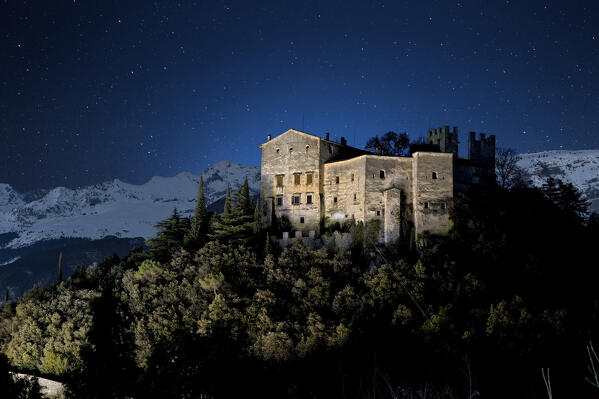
[468,132,496,166]
[427,126,458,156]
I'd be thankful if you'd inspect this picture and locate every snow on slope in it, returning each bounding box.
[518,150,599,213]
[0,161,260,249]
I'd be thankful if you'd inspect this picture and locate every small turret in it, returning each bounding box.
[427,126,458,156]
[468,131,495,166]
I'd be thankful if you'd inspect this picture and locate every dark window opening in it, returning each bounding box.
[276,196,283,206]
[353,193,357,201]
[292,194,301,205]
[333,197,338,204]
[335,176,339,184]
[307,194,313,204]
[276,148,280,154]
[376,210,381,216]
[432,171,438,180]
[424,202,429,209]
[300,216,305,224]
[289,147,293,153]
[351,173,354,182]
[380,170,385,179]
[440,202,447,210]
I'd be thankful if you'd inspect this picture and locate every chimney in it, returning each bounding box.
[325,132,330,140]
[267,134,271,141]
[340,137,347,146]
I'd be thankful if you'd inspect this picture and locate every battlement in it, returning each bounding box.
[468,131,495,166]
[427,126,459,156]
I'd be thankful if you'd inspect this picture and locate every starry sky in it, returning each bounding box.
[1,0,598,192]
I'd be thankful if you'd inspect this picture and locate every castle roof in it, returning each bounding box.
[258,128,365,151]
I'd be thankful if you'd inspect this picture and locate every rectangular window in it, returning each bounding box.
[306,172,313,185]
[351,173,354,182]
[276,175,284,187]
[292,194,301,205]
[376,210,381,216]
[300,216,305,224]
[276,196,283,206]
[294,174,301,185]
[380,170,385,179]
[335,176,339,184]
[353,193,357,201]
[333,197,338,203]
[306,194,313,204]
[440,202,447,210]
[432,171,438,180]
[424,202,429,209]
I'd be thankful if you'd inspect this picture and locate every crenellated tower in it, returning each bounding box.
[468,131,496,166]
[427,126,459,156]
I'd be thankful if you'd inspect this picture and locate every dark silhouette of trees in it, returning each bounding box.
[365,131,410,156]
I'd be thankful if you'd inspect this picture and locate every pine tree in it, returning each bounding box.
[57,252,63,284]
[265,232,273,256]
[210,178,255,245]
[253,201,261,234]
[223,185,232,216]
[148,208,189,262]
[187,176,209,247]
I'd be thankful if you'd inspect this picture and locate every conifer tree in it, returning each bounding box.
[57,252,63,284]
[187,176,209,247]
[264,232,273,256]
[210,178,255,245]
[253,201,261,234]
[148,208,189,262]
[223,185,232,216]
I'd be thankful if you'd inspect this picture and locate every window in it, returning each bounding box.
[292,194,301,205]
[306,194,313,204]
[289,147,293,153]
[335,176,339,184]
[379,170,385,179]
[351,173,354,182]
[276,148,280,154]
[306,172,313,185]
[424,202,429,209]
[300,216,305,224]
[294,174,301,185]
[276,196,283,206]
[376,210,381,216]
[276,175,284,187]
[440,202,447,210]
[432,171,438,180]
[353,193,357,201]
[333,197,338,204]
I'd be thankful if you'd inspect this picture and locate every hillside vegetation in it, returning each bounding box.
[1,177,599,398]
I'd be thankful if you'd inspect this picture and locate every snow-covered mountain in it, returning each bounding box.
[0,161,260,249]
[518,150,599,213]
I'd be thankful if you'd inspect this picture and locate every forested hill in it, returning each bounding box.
[1,177,598,398]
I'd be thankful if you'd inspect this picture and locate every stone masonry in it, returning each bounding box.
[259,127,495,243]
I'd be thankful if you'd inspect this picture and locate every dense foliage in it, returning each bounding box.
[1,176,599,398]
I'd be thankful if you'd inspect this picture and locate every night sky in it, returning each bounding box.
[2,1,598,192]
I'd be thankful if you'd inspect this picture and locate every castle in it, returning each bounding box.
[259,126,495,243]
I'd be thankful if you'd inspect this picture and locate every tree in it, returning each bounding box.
[148,208,190,262]
[495,148,525,189]
[210,178,255,245]
[57,252,63,284]
[365,131,410,156]
[186,176,209,248]
[223,185,232,216]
